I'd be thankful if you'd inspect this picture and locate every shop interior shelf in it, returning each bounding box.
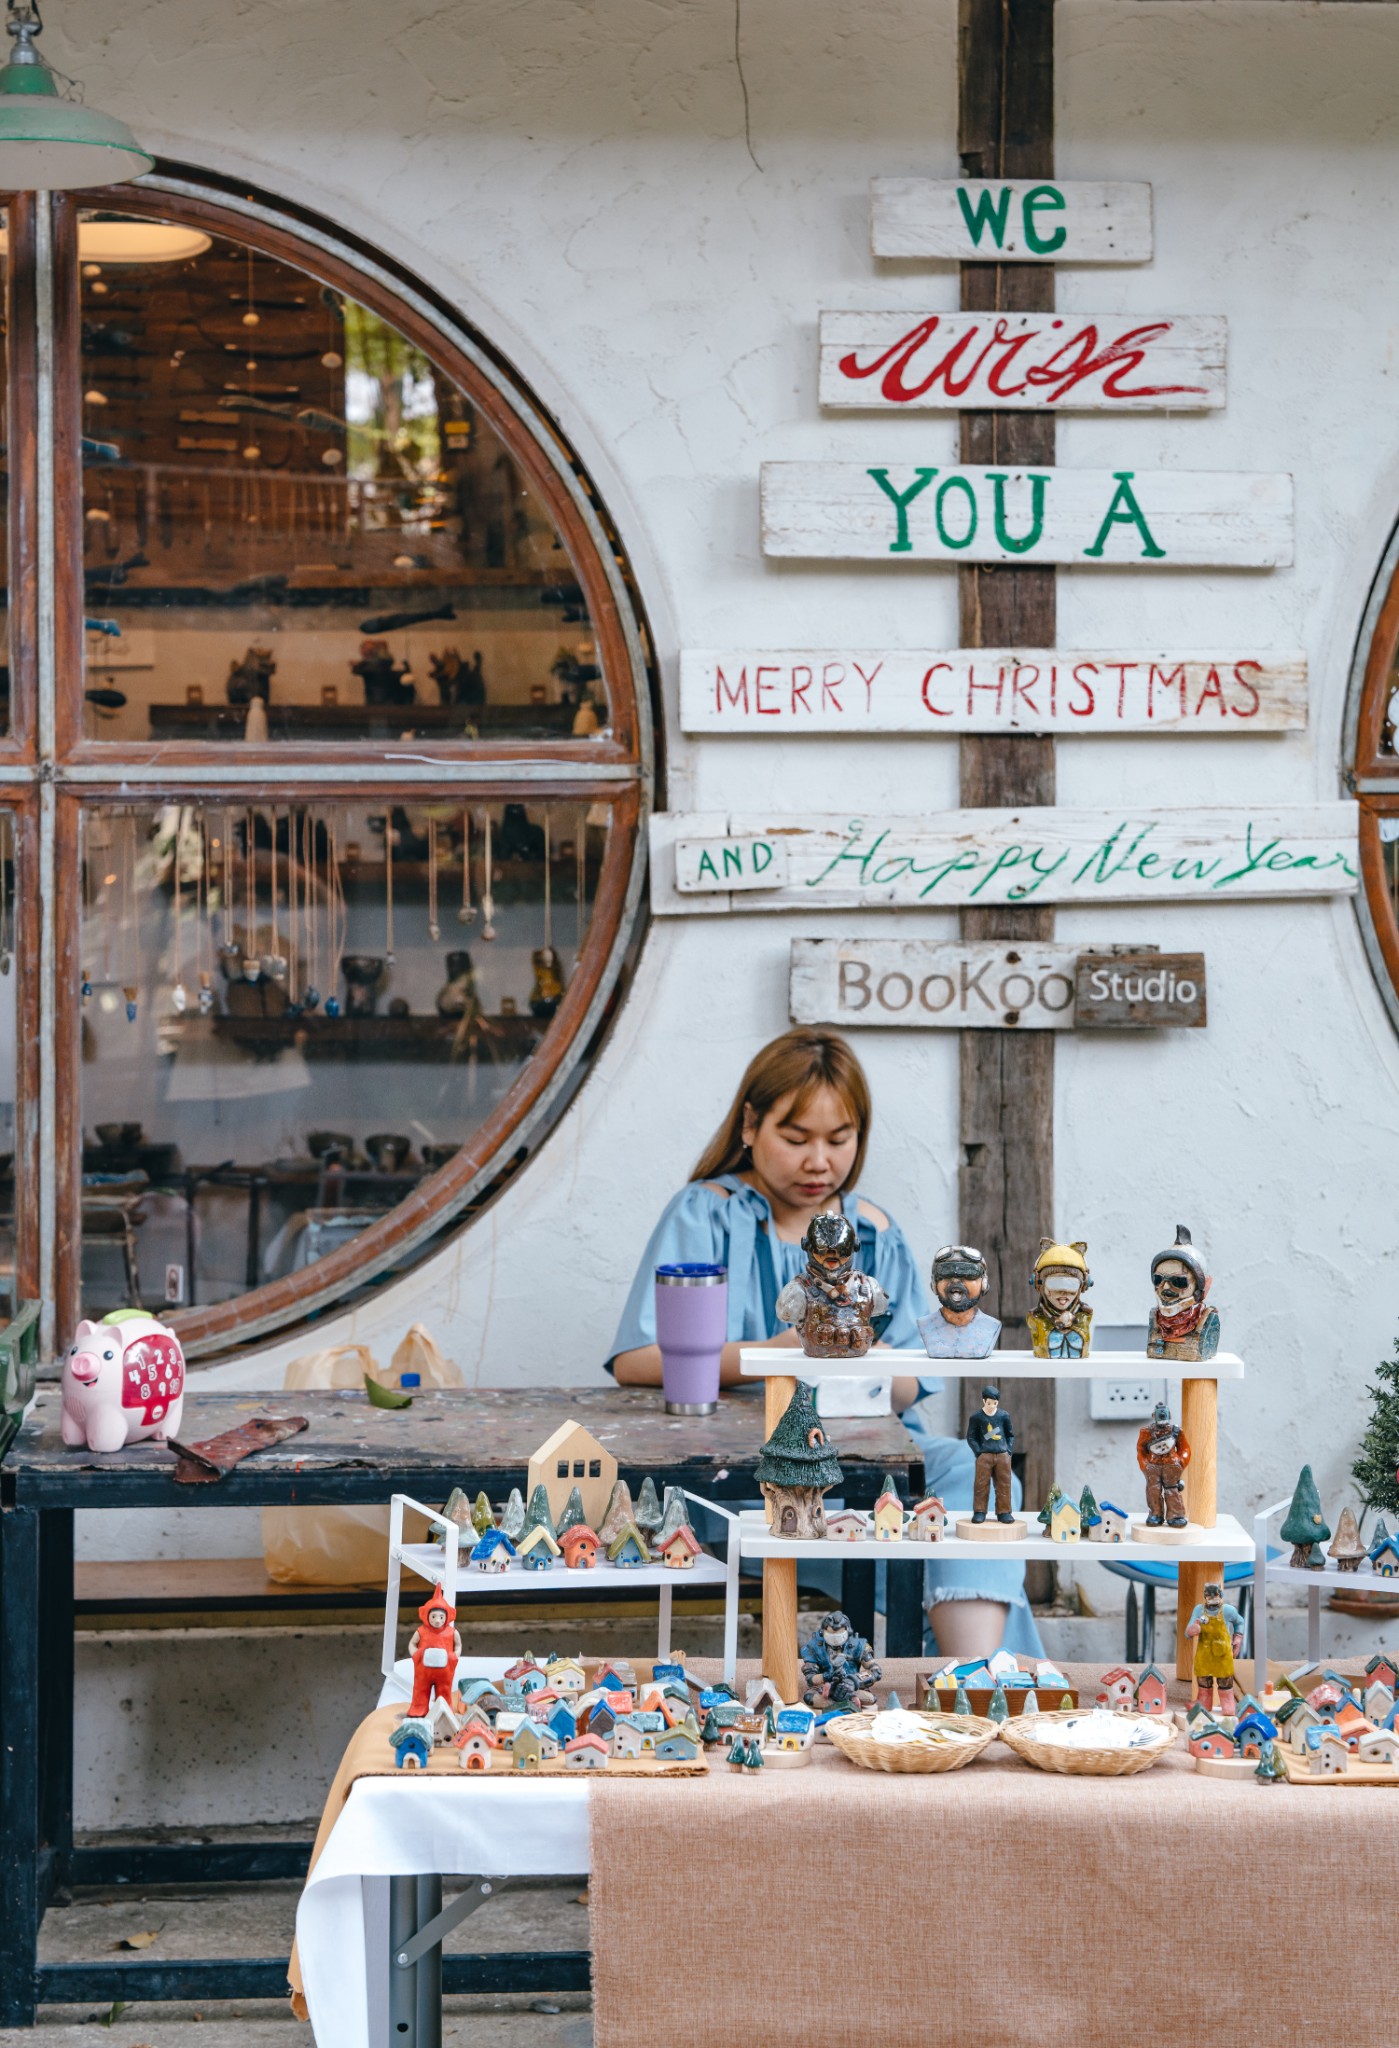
[737,1345,1246,1381]
[734,1507,1253,1565]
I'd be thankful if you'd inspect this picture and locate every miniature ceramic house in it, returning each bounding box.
[1047,1495,1082,1543]
[504,1657,543,1686]
[517,1524,561,1572]
[545,1657,586,1693]
[1360,1727,1399,1765]
[1232,1710,1278,1759]
[1365,1681,1395,1724]
[1096,1668,1137,1711]
[471,1528,517,1573]
[1366,1652,1399,1691]
[565,1733,609,1769]
[1188,1723,1233,1761]
[547,1702,578,1744]
[1369,1532,1399,1577]
[527,1420,618,1529]
[455,1727,499,1772]
[391,1719,434,1770]
[658,1524,702,1569]
[824,1510,869,1542]
[774,1707,816,1749]
[512,1722,561,1770]
[745,1676,786,1716]
[1091,1501,1130,1543]
[610,1716,648,1758]
[1133,1666,1169,1716]
[656,1731,701,1762]
[561,1525,600,1570]
[593,1665,631,1693]
[909,1496,947,1543]
[606,1523,650,1568]
[872,1476,904,1541]
[1306,1727,1349,1776]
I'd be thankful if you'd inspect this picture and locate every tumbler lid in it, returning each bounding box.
[655,1262,726,1285]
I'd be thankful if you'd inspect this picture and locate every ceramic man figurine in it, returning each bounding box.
[775,1213,887,1358]
[1146,1225,1221,1362]
[1026,1239,1093,1360]
[1136,1399,1191,1530]
[407,1584,461,1719]
[966,1385,1016,1525]
[799,1610,880,1709]
[917,1244,1002,1360]
[1185,1580,1244,1713]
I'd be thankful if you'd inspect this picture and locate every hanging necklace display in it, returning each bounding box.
[242,808,262,984]
[384,808,395,967]
[217,809,239,979]
[427,814,440,942]
[263,809,288,986]
[170,809,188,1013]
[122,813,139,1022]
[480,808,497,942]
[324,819,343,1017]
[457,806,476,925]
[531,811,565,1020]
[302,809,321,1012]
[284,810,301,1015]
[197,817,214,1014]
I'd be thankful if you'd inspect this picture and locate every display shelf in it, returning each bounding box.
[735,1507,1253,1565]
[383,1491,742,1682]
[1251,1494,1397,1688]
[737,1345,1246,1381]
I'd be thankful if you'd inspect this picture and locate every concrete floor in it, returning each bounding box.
[3,1876,593,2048]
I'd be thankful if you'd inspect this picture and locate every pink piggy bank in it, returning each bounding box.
[61,1310,186,1453]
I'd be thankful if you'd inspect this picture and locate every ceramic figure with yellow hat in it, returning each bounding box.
[1026,1239,1093,1360]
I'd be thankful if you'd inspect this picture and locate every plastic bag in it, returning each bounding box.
[261,1333,462,1586]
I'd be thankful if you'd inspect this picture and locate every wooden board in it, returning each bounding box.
[952,1519,1027,1541]
[791,937,1079,1030]
[679,649,1308,734]
[649,807,1358,913]
[1277,1748,1399,1787]
[818,310,1225,411]
[1073,951,1206,1029]
[871,177,1153,262]
[760,462,1293,567]
[674,833,790,892]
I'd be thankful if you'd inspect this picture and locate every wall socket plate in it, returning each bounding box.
[1087,1325,1163,1422]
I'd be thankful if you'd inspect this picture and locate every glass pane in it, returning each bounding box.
[78,211,606,744]
[78,799,607,1315]
[0,203,10,739]
[0,817,17,1315]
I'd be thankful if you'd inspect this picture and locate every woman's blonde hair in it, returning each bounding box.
[691,1028,871,1190]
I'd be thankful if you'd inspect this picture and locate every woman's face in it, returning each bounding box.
[742,1083,860,1209]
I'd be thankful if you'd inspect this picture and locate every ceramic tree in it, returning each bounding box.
[1352,1329,1399,1521]
[470,1491,495,1537]
[1327,1506,1366,1572]
[774,1212,887,1359]
[556,1486,588,1536]
[521,1482,557,1543]
[634,1476,663,1543]
[597,1478,636,1546]
[1145,1224,1221,1363]
[499,1488,526,1542]
[1280,1465,1330,1568]
[754,1380,844,1538]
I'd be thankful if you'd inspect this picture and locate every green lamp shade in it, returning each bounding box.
[0,57,151,190]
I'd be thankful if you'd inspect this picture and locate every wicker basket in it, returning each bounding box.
[997,1709,1177,1777]
[826,1710,999,1774]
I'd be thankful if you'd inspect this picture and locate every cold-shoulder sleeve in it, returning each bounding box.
[867,1206,942,1394]
[604,1182,732,1368]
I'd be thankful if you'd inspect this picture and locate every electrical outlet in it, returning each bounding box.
[1089,1376,1166,1422]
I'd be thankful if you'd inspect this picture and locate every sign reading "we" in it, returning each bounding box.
[870,179,1153,264]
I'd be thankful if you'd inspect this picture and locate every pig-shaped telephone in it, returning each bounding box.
[61,1310,185,1454]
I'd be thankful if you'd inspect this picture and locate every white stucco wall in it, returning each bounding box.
[54,0,1399,1572]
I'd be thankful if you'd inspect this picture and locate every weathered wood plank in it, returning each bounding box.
[791,938,1080,1029]
[871,177,1153,262]
[648,806,1358,912]
[1074,951,1207,1028]
[819,310,1225,411]
[679,649,1307,733]
[674,833,790,893]
[760,461,1294,567]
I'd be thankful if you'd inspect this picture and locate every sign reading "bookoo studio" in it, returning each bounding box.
[789,939,1207,1031]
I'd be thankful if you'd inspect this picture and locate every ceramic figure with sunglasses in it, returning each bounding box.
[1145,1224,1221,1363]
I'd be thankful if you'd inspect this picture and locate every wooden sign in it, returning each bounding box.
[760,463,1293,567]
[648,807,1357,914]
[870,177,1153,263]
[675,833,790,893]
[818,311,1225,412]
[1074,951,1207,1029]
[789,939,1208,1031]
[679,649,1307,734]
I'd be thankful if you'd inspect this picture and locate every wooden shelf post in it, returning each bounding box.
[1175,1374,1219,1678]
[760,1371,801,1703]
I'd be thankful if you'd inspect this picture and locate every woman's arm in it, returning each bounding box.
[612,1328,800,1389]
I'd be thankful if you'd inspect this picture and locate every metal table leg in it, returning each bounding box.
[38,1509,74,1899]
[885,1560,925,1657]
[0,1506,41,2025]
[1124,1581,1140,1663]
[389,1876,512,2048]
[842,1560,876,1644]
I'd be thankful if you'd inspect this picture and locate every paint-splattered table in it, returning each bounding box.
[0,1383,922,2026]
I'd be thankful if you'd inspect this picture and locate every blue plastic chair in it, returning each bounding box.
[1100,1554,1276,1662]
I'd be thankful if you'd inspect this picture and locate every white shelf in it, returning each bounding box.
[735,1507,1253,1564]
[738,1346,1245,1382]
[1261,1554,1394,1591]
[395,1540,731,1596]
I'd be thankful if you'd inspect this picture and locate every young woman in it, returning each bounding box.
[609,1027,1041,1658]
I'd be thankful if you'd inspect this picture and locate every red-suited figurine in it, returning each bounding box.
[407,1584,461,1718]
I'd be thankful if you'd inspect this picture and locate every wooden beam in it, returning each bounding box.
[957,0,1058,1603]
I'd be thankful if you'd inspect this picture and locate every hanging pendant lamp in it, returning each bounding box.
[0,1,151,190]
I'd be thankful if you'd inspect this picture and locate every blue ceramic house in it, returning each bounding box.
[391,1719,432,1770]
[470,1527,518,1572]
[656,1731,700,1762]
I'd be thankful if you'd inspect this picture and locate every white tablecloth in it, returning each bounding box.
[296,1658,590,2048]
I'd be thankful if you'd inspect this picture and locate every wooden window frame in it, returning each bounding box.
[4,173,654,1358]
[1348,516,1399,1039]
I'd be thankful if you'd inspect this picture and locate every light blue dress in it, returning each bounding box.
[607,1174,1042,1656]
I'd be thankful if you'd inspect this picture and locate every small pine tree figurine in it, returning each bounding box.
[745,1738,765,1771]
[1254,1739,1285,1785]
[1058,1693,1074,1712]
[1037,1483,1064,1532]
[470,1491,495,1537]
[1353,1330,1399,1521]
[521,1483,557,1542]
[499,1487,526,1542]
[556,1486,587,1536]
[1079,1484,1100,1530]
[634,1476,664,1541]
[988,1681,1009,1724]
[1280,1464,1330,1568]
[701,1708,721,1747]
[953,1683,972,1715]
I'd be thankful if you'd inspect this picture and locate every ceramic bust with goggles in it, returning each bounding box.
[917,1243,1002,1361]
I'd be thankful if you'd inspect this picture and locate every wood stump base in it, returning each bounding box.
[953,1518,1027,1541]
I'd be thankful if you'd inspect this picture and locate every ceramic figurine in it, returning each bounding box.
[1327,1505,1365,1572]
[1186,1581,1245,1714]
[1025,1239,1093,1360]
[225,644,275,705]
[521,1483,558,1543]
[598,1478,637,1546]
[517,1524,560,1570]
[471,1528,516,1572]
[872,1474,904,1540]
[470,1491,495,1537]
[774,1213,887,1359]
[561,1524,600,1569]
[1044,1491,1081,1542]
[917,1244,1002,1360]
[438,1486,472,1545]
[607,1521,650,1567]
[800,1610,879,1708]
[634,1476,663,1545]
[1133,1666,1169,1716]
[407,1585,461,1719]
[1090,1500,1130,1544]
[755,1380,843,1539]
[61,1310,186,1453]
[556,1486,588,1536]
[530,946,566,1020]
[391,1719,433,1770]
[908,1495,946,1542]
[499,1487,526,1542]
[966,1384,1017,1525]
[1254,1740,1286,1785]
[1280,1465,1330,1568]
[953,1684,972,1716]
[1137,1400,1192,1530]
[1146,1225,1221,1362]
[351,637,414,706]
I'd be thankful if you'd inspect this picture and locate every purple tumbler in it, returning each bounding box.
[654,1263,728,1415]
